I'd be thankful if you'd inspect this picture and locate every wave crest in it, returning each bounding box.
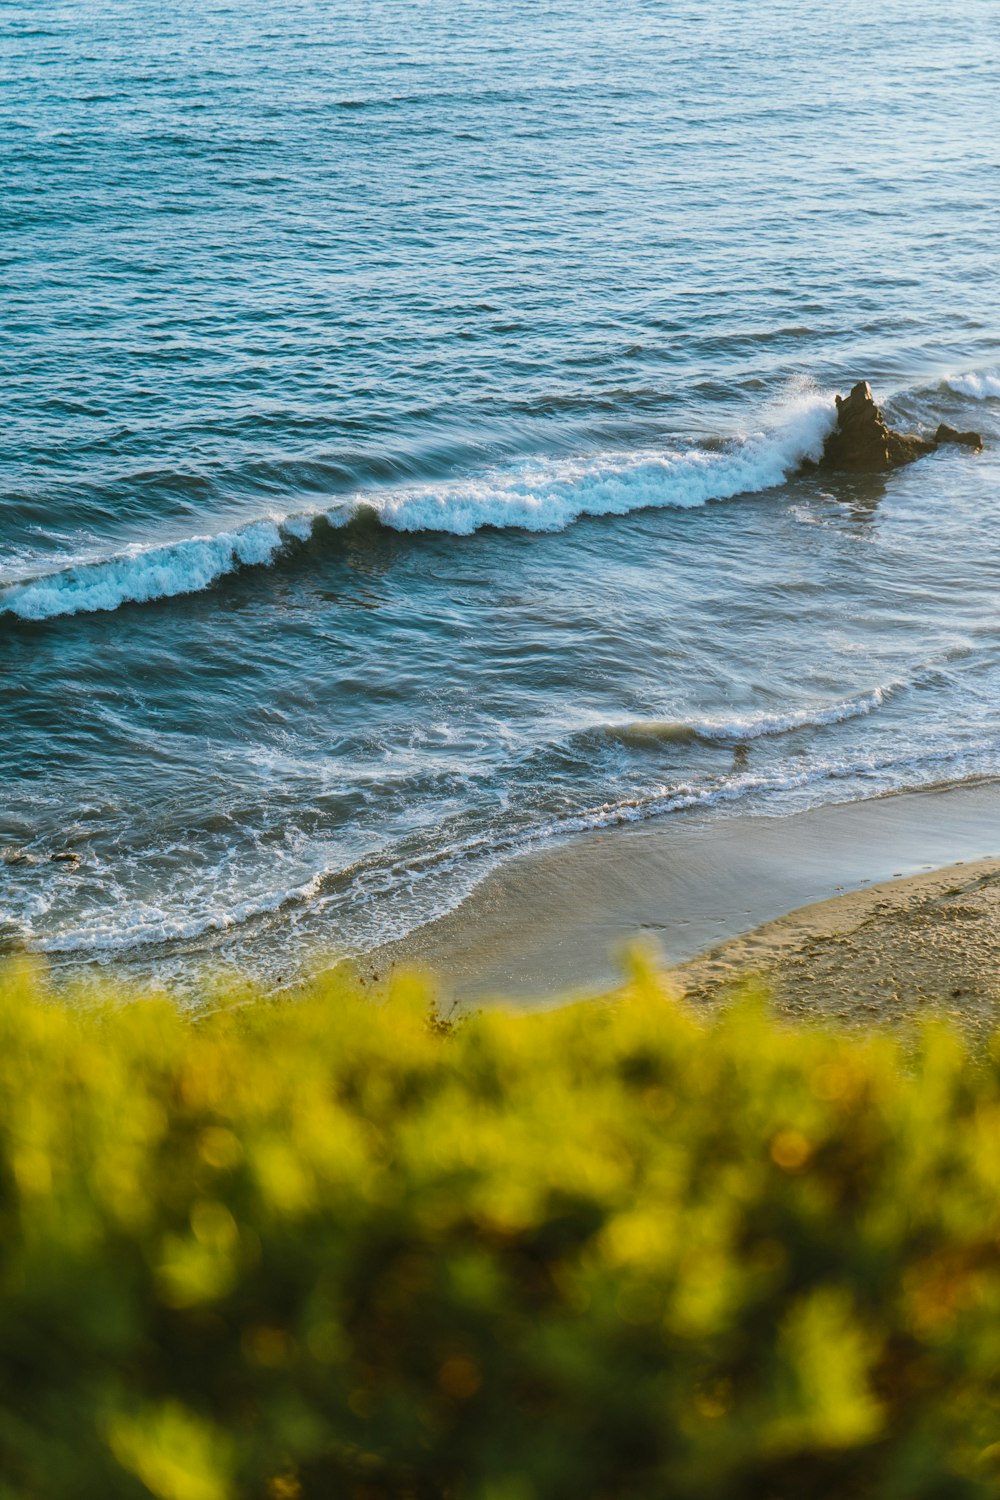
[1,392,834,622]
[593,686,895,750]
[943,369,1000,400]
[0,517,316,623]
[365,391,833,534]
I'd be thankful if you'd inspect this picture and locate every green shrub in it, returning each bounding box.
[2,959,1000,1499]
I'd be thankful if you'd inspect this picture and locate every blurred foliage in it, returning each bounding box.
[2,959,1000,1499]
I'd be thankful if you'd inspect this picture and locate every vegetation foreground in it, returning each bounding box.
[3,963,1000,1499]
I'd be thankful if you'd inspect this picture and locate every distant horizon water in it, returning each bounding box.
[3,0,1000,987]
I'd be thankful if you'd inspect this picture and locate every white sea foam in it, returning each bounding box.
[0,519,294,623]
[0,392,834,621]
[31,864,334,954]
[367,390,834,534]
[944,369,1000,399]
[18,734,1000,961]
[17,771,818,957]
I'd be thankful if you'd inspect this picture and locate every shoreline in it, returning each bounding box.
[365,779,1000,1018]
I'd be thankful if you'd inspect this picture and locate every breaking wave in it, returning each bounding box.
[24,733,981,961]
[944,369,1000,400]
[593,686,896,749]
[0,517,314,624]
[1,392,834,622]
[30,864,334,955]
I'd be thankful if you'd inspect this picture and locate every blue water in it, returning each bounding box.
[3,0,1000,984]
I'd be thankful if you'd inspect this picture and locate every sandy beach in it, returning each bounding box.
[366,780,1000,1029]
[672,858,1000,1037]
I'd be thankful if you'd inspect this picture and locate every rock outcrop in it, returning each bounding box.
[817,381,982,473]
[820,381,935,472]
[934,423,984,451]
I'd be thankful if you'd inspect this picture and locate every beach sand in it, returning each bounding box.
[365,780,1000,1029]
[672,858,1000,1038]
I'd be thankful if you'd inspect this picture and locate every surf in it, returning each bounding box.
[0,392,835,622]
[589,686,898,750]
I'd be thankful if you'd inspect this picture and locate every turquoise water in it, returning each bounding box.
[3,0,1000,983]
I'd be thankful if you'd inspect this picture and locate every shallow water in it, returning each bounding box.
[3,0,1000,984]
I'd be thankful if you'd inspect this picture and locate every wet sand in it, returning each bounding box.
[366,781,1000,1021]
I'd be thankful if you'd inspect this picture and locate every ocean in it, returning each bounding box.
[3,0,1000,988]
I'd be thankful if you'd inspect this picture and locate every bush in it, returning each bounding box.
[2,959,1000,1499]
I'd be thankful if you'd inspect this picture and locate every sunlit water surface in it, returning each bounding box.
[3,0,1000,984]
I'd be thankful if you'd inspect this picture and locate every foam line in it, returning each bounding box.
[944,369,1000,399]
[0,393,834,622]
[367,392,834,534]
[600,686,895,748]
[0,517,314,623]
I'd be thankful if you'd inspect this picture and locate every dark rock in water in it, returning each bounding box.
[934,422,983,451]
[820,381,936,473]
[2,846,81,867]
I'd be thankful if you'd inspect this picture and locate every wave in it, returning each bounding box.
[0,391,834,622]
[0,517,313,623]
[593,686,895,748]
[21,752,949,971]
[6,767,841,958]
[943,369,1000,400]
[30,863,335,955]
[28,738,989,961]
[361,390,833,534]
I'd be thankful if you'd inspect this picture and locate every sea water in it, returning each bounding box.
[3,0,1000,984]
